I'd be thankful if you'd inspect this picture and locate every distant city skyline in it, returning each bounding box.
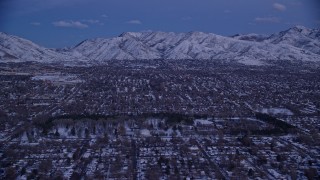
[0,0,319,48]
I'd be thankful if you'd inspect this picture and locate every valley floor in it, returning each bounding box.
[0,60,319,179]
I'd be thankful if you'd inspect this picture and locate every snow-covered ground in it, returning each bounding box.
[32,73,83,84]
[259,108,294,116]
[140,129,151,137]
[194,119,213,125]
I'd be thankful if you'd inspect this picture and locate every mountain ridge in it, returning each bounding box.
[1,26,320,66]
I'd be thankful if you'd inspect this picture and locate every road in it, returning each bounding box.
[195,140,229,180]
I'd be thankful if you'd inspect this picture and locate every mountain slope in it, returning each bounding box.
[1,26,320,65]
[72,27,320,65]
[0,32,87,64]
[232,26,320,55]
[72,33,161,61]
[266,26,320,55]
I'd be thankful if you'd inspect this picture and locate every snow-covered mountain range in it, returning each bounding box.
[0,32,81,63]
[1,26,319,65]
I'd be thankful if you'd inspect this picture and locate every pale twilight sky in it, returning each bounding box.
[0,0,319,48]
